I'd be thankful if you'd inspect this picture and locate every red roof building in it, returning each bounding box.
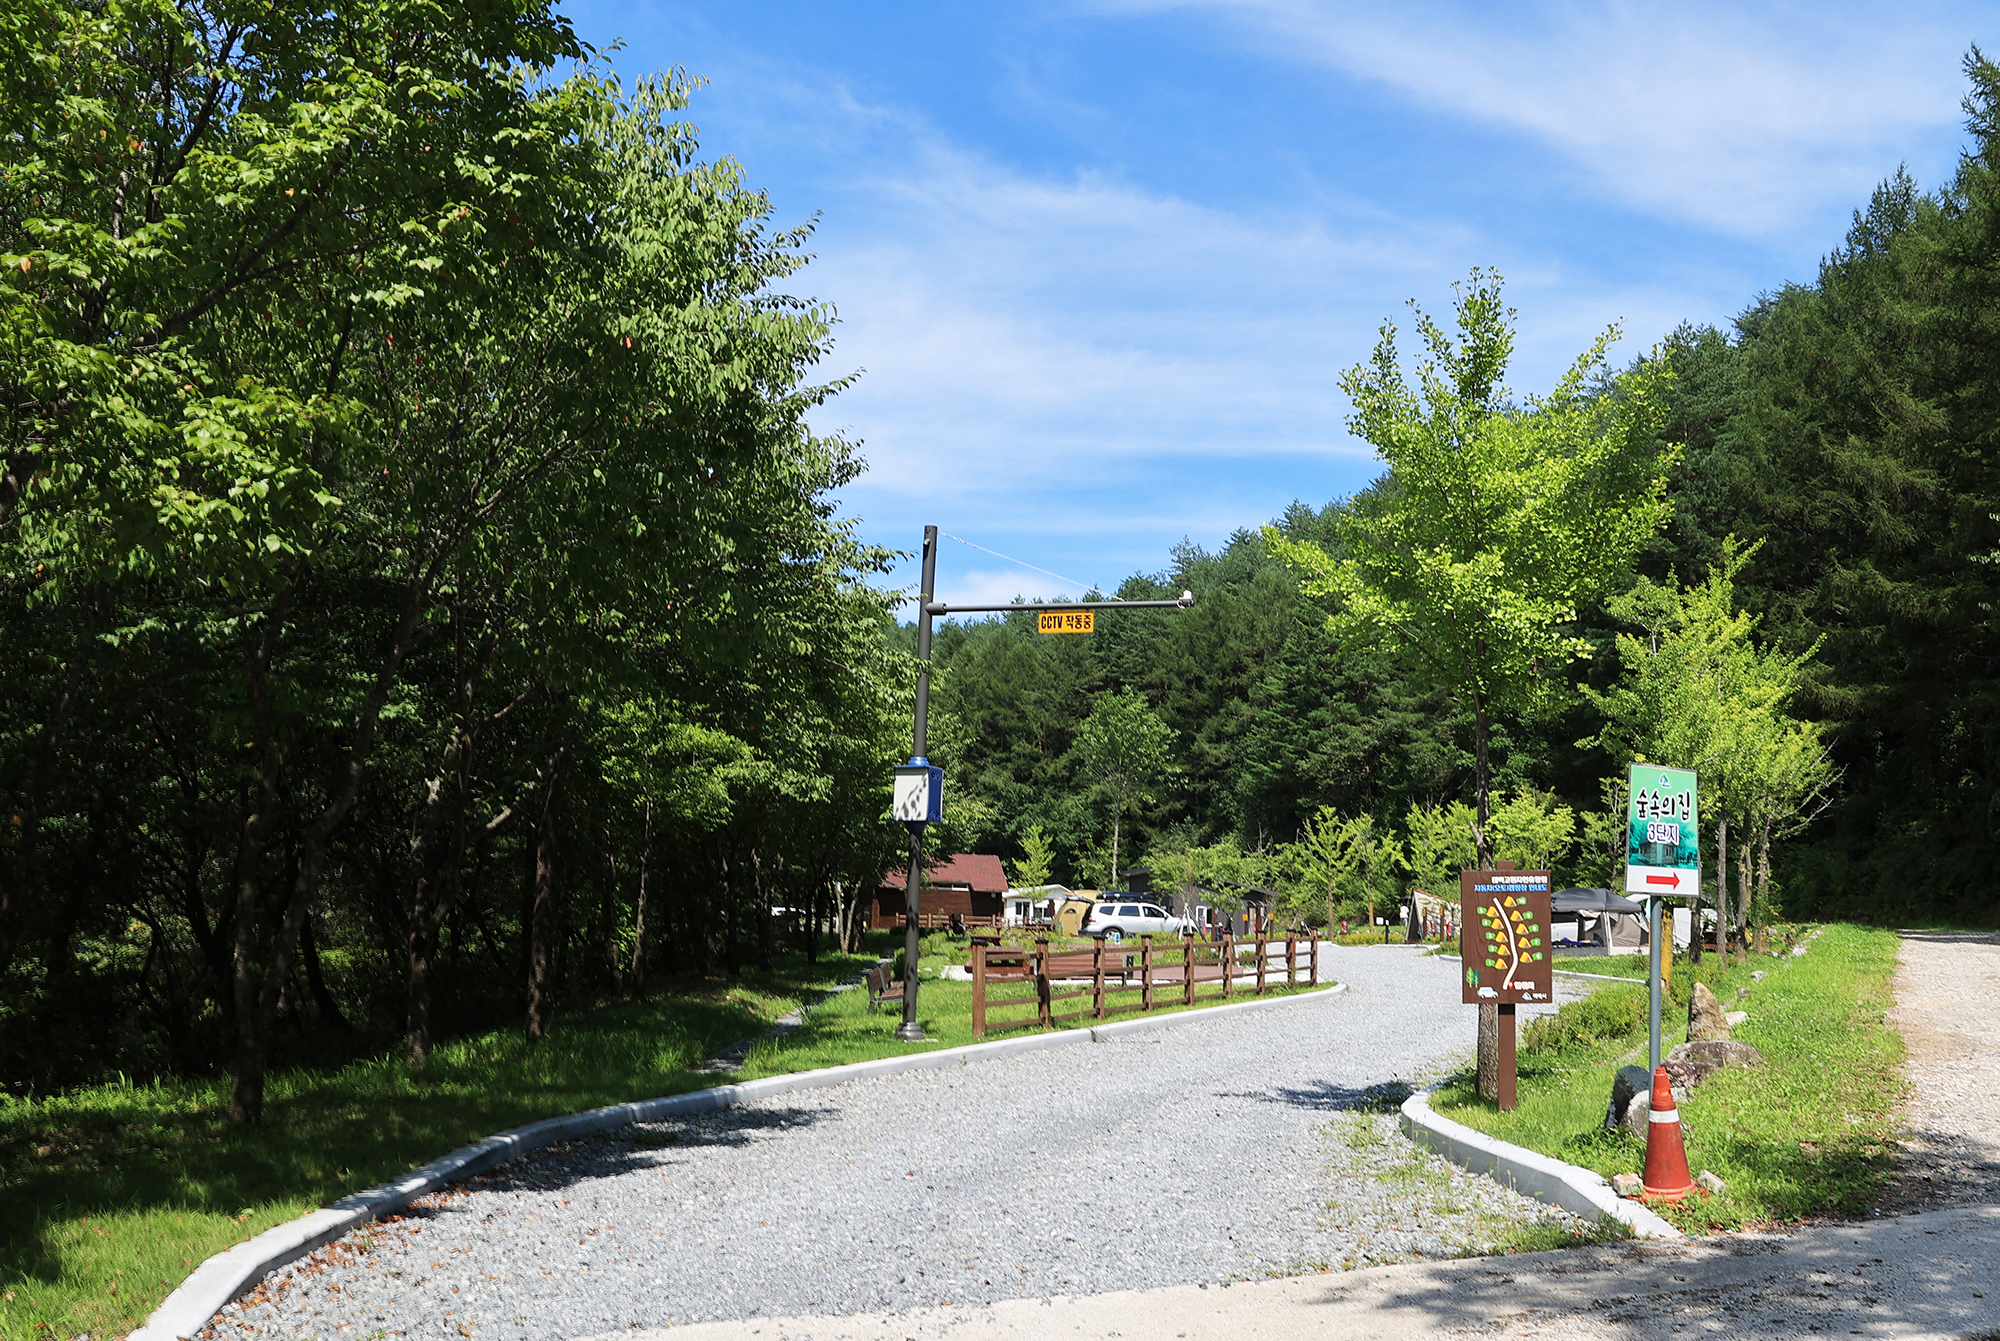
[872,853,1009,928]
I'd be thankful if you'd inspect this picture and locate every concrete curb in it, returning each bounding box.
[129,981,1346,1341]
[1398,1089,1682,1240]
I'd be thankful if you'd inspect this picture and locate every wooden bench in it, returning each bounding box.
[865,959,906,1012]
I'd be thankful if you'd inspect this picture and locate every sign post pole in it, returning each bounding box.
[1624,763,1701,1073]
[893,527,943,1043]
[1648,897,1663,1069]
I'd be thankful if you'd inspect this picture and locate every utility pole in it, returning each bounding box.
[891,524,1193,1043]
[892,528,942,1043]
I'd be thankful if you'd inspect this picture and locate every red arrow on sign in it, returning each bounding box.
[1646,873,1682,888]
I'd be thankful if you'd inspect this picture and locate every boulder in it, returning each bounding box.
[1669,1038,1767,1069]
[1611,1172,1644,1199]
[1620,1087,1688,1141]
[1663,1057,1721,1091]
[1605,1064,1654,1131]
[1688,981,1732,1041]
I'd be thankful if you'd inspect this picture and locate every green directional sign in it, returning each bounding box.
[1624,762,1700,897]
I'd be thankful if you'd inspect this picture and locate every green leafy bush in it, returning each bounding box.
[1521,982,1647,1054]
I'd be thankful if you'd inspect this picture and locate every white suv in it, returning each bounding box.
[1082,901,1185,943]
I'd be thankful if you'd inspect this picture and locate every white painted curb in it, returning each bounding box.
[129,981,1346,1340]
[1398,1089,1681,1240]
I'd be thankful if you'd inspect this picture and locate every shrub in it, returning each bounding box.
[1522,984,1647,1054]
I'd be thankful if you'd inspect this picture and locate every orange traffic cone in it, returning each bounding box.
[1640,1065,1699,1203]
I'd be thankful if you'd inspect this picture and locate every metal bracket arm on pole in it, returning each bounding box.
[924,594,1193,616]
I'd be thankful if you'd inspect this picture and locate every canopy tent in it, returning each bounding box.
[1552,887,1645,915]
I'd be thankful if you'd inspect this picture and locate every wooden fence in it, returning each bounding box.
[897,912,1004,931]
[970,933,1319,1039]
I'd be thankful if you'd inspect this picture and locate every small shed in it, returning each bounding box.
[872,853,1010,928]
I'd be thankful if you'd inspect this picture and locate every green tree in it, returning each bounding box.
[1012,823,1057,889]
[1486,788,1578,877]
[1275,807,1402,929]
[1068,687,1173,886]
[1584,539,1833,956]
[1267,270,1676,861]
[1401,799,1479,904]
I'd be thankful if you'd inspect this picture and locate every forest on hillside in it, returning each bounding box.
[922,53,2000,938]
[4,2,1999,1109]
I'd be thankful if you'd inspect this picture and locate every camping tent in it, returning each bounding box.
[1550,888,1647,948]
[1551,887,1644,914]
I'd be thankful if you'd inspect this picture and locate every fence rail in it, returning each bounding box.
[970,933,1319,1039]
[898,912,1004,931]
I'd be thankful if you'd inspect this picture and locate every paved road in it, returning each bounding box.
[614,1203,2000,1341]
[206,944,1585,1340]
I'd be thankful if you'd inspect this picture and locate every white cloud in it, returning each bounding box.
[1113,0,1976,235]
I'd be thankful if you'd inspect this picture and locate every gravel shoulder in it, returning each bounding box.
[1880,929,2000,1215]
[201,945,1593,1340]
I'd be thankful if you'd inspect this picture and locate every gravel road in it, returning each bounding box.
[205,945,1595,1341]
[1882,929,2000,1214]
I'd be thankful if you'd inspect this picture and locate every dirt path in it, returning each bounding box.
[1881,929,2000,1214]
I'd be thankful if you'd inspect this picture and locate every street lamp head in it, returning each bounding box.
[892,759,944,828]
[1178,590,1195,607]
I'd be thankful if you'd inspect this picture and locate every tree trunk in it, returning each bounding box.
[230,560,426,1123]
[753,849,773,974]
[300,913,351,1033]
[1470,700,1494,865]
[526,746,567,1044]
[805,872,820,964]
[1736,839,1753,965]
[227,580,300,1125]
[1111,796,1121,889]
[696,844,718,977]
[601,845,624,1001]
[0,632,84,980]
[1477,1003,1499,1100]
[405,774,449,1069]
[1714,812,1729,960]
[722,848,740,976]
[1753,820,1773,954]
[630,797,652,999]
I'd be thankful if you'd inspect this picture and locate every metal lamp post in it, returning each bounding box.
[890,523,1194,1044]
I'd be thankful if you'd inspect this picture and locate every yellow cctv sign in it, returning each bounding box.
[1038,609,1094,634]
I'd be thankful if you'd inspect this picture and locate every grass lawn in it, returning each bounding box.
[1552,953,1652,980]
[0,949,877,1341]
[1431,922,1904,1234]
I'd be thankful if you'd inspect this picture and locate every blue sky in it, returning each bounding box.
[560,0,1987,608]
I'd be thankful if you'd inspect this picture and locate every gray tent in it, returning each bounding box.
[1551,888,1647,949]
[1551,887,1644,915]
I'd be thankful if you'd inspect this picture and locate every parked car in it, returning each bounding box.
[1080,900,1189,943]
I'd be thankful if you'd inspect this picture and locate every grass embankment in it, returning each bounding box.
[740,958,1331,1076]
[0,950,874,1341]
[1432,922,1903,1233]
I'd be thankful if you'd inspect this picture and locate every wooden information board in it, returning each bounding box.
[1459,863,1553,1005]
